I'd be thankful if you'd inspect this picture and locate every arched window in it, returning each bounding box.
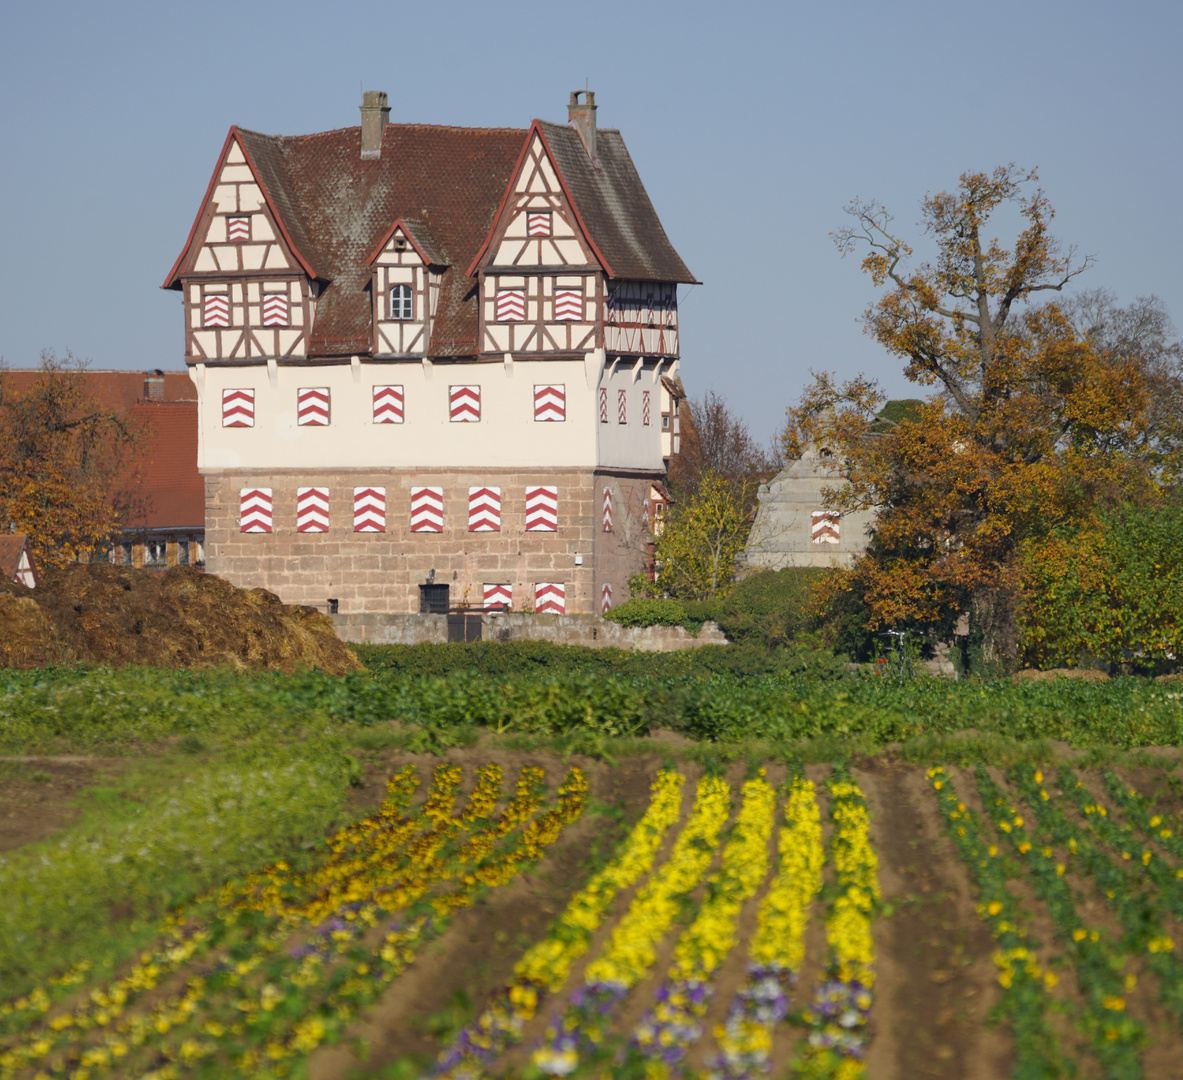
[389,284,412,320]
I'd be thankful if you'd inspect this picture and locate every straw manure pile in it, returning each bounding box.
[0,564,360,674]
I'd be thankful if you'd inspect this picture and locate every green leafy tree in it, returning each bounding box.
[651,472,753,600]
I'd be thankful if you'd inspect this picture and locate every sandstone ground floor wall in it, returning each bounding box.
[204,466,659,614]
[593,469,659,612]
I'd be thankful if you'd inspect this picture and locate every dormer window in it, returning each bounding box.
[389,284,412,320]
[227,216,251,242]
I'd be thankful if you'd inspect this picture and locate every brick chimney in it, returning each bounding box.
[360,90,390,160]
[568,90,596,160]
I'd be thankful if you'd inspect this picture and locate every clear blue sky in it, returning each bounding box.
[1,0,1179,444]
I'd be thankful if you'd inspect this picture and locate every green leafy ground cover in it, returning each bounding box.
[2,649,1181,754]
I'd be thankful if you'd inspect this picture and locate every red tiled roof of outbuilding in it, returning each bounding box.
[123,401,204,530]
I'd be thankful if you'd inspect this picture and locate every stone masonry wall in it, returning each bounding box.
[332,612,728,651]
[593,470,658,612]
[205,468,654,615]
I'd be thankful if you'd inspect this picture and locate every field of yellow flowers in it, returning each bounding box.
[4,751,1183,1079]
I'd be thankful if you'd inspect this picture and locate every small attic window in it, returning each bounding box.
[389,284,412,320]
[227,216,251,243]
[819,446,834,458]
[394,237,408,252]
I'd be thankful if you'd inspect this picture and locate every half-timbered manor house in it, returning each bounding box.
[164,91,694,614]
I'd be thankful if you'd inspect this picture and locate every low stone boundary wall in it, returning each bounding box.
[331,612,728,652]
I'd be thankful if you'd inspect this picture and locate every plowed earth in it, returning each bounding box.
[4,749,1183,1079]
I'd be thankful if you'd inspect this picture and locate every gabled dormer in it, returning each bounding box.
[366,219,446,357]
[163,129,316,363]
[470,121,606,356]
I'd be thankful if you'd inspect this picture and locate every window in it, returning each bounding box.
[146,541,167,568]
[120,541,133,567]
[195,540,205,566]
[662,415,670,429]
[203,294,230,327]
[178,539,190,566]
[419,583,450,614]
[389,284,412,320]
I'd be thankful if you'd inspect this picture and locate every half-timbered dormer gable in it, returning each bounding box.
[367,219,446,357]
[163,129,316,363]
[470,112,696,359]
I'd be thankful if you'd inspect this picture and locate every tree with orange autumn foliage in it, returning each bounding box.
[0,351,146,568]
[786,166,1183,654]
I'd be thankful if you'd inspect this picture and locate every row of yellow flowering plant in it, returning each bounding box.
[710,774,824,1080]
[532,773,732,1076]
[628,771,776,1077]
[434,768,685,1079]
[792,768,878,1080]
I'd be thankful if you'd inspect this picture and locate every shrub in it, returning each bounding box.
[1018,503,1183,671]
[713,568,828,648]
[604,598,690,629]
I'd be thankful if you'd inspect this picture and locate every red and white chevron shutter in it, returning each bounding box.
[373,384,404,424]
[526,211,551,236]
[618,389,628,424]
[643,390,652,426]
[297,387,330,426]
[599,388,608,423]
[410,487,444,532]
[262,293,289,327]
[602,486,613,532]
[239,488,272,533]
[533,384,565,422]
[534,582,566,615]
[496,289,525,322]
[203,295,230,327]
[525,486,558,531]
[353,487,386,532]
[642,499,651,529]
[483,583,512,610]
[222,388,255,427]
[449,385,481,422]
[468,487,502,532]
[811,511,840,545]
[554,289,582,321]
[227,216,251,242]
[600,582,612,614]
[296,487,330,533]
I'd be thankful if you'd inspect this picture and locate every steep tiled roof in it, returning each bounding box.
[537,123,697,284]
[235,125,526,356]
[123,402,204,530]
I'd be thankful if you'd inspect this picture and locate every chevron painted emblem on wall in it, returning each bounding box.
[526,211,551,236]
[599,387,608,423]
[533,384,565,422]
[296,487,330,533]
[297,387,330,426]
[534,582,565,615]
[554,289,582,321]
[449,385,481,422]
[483,583,512,610]
[496,290,525,322]
[468,487,502,532]
[222,388,254,427]
[239,488,272,533]
[262,293,289,327]
[811,510,840,545]
[525,486,558,531]
[226,215,251,242]
[353,487,386,532]
[411,487,444,532]
[373,384,404,424]
[203,295,230,327]
[602,486,613,532]
[600,582,612,613]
